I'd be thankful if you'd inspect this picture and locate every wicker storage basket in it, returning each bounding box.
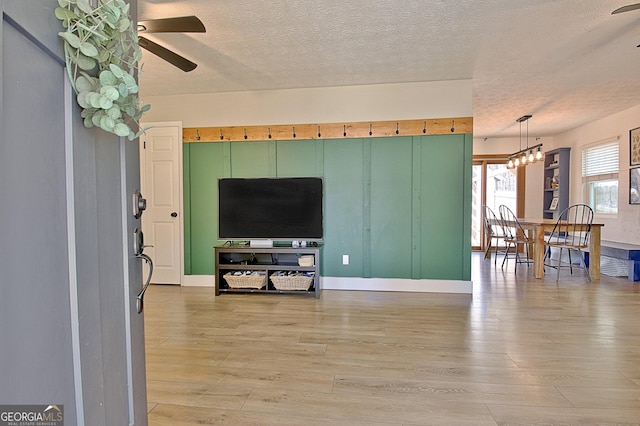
[270,272,315,290]
[223,271,266,289]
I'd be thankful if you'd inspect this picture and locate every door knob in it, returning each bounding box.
[171,212,178,218]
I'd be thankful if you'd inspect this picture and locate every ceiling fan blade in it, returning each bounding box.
[612,3,640,14]
[138,16,205,33]
[138,36,197,72]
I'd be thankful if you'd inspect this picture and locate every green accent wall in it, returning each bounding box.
[184,142,226,275]
[183,134,472,281]
[370,137,413,278]
[323,139,366,277]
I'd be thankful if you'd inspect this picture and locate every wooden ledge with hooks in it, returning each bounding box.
[183,117,472,142]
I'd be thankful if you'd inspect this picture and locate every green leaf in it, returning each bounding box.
[74,53,96,71]
[76,0,93,14]
[114,122,131,137]
[107,106,122,119]
[104,6,120,26]
[140,103,151,113]
[76,91,91,108]
[103,18,117,30]
[55,7,78,22]
[59,31,81,48]
[119,17,130,32]
[99,116,116,131]
[99,96,113,110]
[79,41,98,57]
[109,63,124,78]
[91,113,102,127]
[58,0,73,7]
[89,92,102,108]
[123,105,135,117]
[75,75,94,92]
[97,49,110,63]
[120,1,130,15]
[118,82,129,97]
[101,86,119,101]
[80,107,97,118]
[76,21,109,41]
[108,4,121,20]
[121,72,136,87]
[99,70,117,86]
[83,115,94,128]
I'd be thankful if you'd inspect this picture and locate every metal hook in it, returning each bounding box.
[343,125,347,137]
[369,123,373,136]
[451,120,455,133]
[219,129,224,140]
[268,128,272,139]
[396,122,399,135]
[423,121,427,134]
[244,128,247,140]
[195,129,201,141]
[293,126,296,138]
[318,125,321,138]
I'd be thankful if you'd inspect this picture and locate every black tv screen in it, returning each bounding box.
[218,177,323,241]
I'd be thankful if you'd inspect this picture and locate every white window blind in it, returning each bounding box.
[582,140,619,180]
[582,139,619,215]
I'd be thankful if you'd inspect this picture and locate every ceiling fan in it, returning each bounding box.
[138,16,206,72]
[612,3,640,14]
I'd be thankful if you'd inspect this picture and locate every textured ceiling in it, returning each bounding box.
[137,0,640,138]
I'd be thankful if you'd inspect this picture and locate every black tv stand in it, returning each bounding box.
[214,244,322,298]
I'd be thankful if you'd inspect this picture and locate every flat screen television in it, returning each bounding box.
[218,177,323,242]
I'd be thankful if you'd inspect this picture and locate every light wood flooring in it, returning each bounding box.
[144,252,640,425]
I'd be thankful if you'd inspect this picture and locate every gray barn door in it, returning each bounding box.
[0,1,147,425]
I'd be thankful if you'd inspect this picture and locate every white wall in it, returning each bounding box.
[552,104,640,244]
[473,103,640,245]
[141,80,472,126]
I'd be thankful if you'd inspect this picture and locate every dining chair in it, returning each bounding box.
[543,204,594,282]
[482,205,507,265]
[498,205,533,270]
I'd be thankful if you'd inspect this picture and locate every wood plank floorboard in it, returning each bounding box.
[145,252,640,425]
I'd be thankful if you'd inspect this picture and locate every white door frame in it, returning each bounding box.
[139,121,184,285]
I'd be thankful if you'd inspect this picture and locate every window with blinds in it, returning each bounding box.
[582,140,619,214]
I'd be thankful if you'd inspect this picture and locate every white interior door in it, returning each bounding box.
[140,122,183,285]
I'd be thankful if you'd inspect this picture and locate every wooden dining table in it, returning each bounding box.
[492,217,604,280]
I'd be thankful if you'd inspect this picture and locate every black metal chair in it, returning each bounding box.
[543,204,594,282]
[482,205,507,266]
[499,205,533,271]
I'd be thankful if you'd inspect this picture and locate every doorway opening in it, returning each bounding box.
[472,155,525,252]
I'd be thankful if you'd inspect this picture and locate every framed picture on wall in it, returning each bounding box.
[631,167,640,204]
[631,127,640,166]
[549,197,559,211]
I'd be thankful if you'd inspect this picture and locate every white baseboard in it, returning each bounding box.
[181,274,472,294]
[181,275,215,287]
[321,276,472,294]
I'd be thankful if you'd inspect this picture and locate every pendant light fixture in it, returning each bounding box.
[507,115,543,169]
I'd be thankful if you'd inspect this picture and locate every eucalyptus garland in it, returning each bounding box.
[55,0,150,140]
